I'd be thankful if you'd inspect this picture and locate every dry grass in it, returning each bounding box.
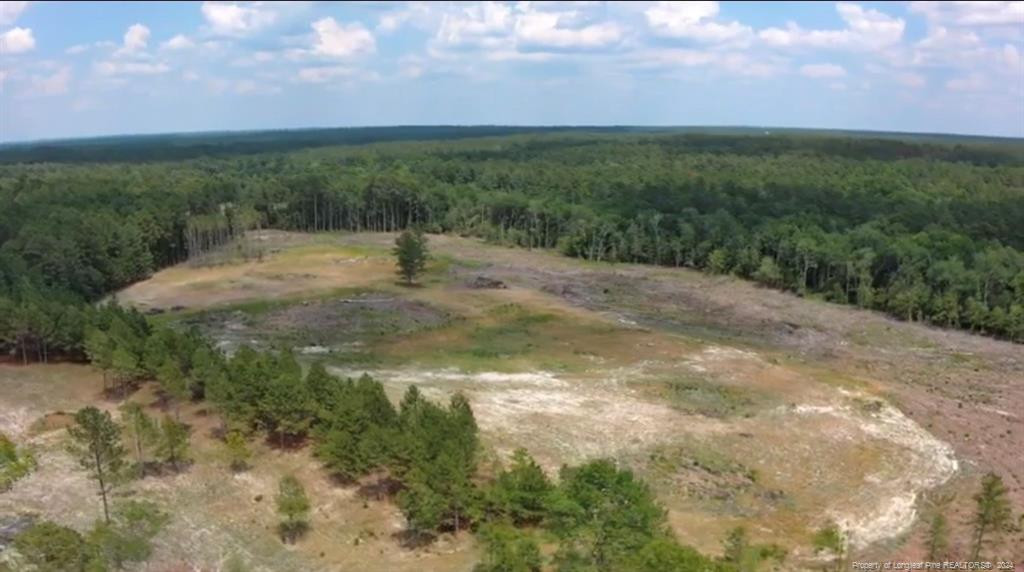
[4,230,1013,568]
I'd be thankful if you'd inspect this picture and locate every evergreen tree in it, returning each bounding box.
[474,524,543,572]
[546,459,666,570]
[88,500,169,570]
[970,472,1012,561]
[155,416,190,472]
[393,229,428,285]
[68,406,126,523]
[83,327,114,392]
[156,359,189,419]
[484,448,551,526]
[0,431,36,491]
[120,402,157,474]
[224,430,251,472]
[13,521,92,572]
[259,370,313,447]
[926,513,949,561]
[276,474,311,543]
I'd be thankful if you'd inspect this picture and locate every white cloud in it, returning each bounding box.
[26,66,71,96]
[125,23,149,50]
[909,1,1024,27]
[297,65,355,83]
[114,23,150,57]
[436,2,512,49]
[0,27,35,54]
[759,2,904,51]
[0,1,28,27]
[310,17,375,58]
[201,1,278,37]
[515,7,623,49]
[377,2,435,33]
[644,1,752,44]
[182,70,200,82]
[625,48,785,78]
[800,63,847,78]
[65,44,89,55]
[94,60,170,76]
[161,34,194,50]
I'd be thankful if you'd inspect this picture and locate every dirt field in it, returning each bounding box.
[4,231,1021,570]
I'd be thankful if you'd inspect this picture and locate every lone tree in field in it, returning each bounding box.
[276,474,310,543]
[393,229,428,285]
[68,406,126,523]
[970,472,1012,560]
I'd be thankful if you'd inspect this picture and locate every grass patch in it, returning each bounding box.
[656,377,763,419]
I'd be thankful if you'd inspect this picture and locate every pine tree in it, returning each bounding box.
[474,524,542,572]
[970,472,1011,561]
[120,401,157,474]
[276,475,310,543]
[225,430,251,472]
[393,229,428,285]
[156,359,189,419]
[67,406,126,523]
[484,448,551,526]
[927,513,949,561]
[155,416,190,472]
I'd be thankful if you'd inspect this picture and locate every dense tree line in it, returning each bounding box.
[1,132,1021,365]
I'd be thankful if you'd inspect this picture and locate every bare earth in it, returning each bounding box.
[3,231,1020,570]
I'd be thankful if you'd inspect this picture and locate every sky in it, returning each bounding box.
[0,1,1022,142]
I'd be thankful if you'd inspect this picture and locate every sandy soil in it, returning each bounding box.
[8,230,1019,568]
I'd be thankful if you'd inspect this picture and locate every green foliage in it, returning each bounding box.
[259,365,313,446]
[276,474,311,543]
[812,522,846,572]
[545,459,667,571]
[970,472,1012,560]
[474,524,543,572]
[0,431,36,491]
[394,229,429,284]
[12,522,92,572]
[1,133,1022,365]
[119,402,157,473]
[720,526,786,572]
[926,513,949,561]
[12,502,168,572]
[68,407,126,523]
[483,449,552,526]
[224,430,252,472]
[154,416,190,472]
[394,391,480,535]
[627,538,721,572]
[87,501,169,570]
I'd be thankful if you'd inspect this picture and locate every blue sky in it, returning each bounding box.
[1,1,1022,142]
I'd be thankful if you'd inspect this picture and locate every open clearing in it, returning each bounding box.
[4,231,1021,569]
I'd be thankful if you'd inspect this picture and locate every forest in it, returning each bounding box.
[1,128,1021,569]
[1,129,1022,363]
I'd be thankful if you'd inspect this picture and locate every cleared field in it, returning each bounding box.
[5,231,1021,569]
